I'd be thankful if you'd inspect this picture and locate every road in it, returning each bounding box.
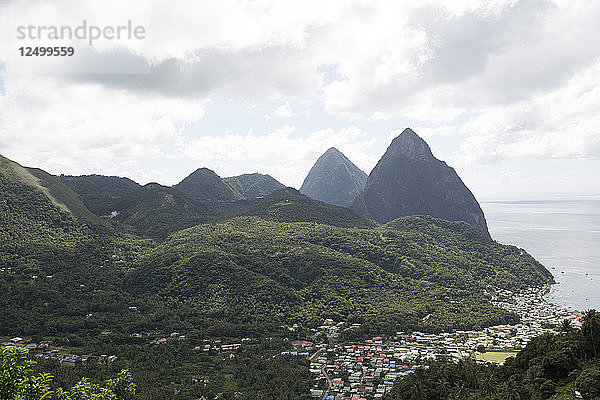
[320,364,332,400]
[310,349,332,400]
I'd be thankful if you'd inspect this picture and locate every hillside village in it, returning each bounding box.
[1,285,583,400]
[297,286,582,399]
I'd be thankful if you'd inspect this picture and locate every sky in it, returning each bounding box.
[0,0,599,200]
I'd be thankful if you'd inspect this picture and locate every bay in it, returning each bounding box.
[481,199,600,311]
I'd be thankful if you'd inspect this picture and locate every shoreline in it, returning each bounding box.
[301,283,584,399]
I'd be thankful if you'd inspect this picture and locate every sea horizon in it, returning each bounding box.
[481,198,600,311]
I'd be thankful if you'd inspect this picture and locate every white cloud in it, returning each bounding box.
[273,101,295,118]
[0,74,205,176]
[456,59,600,165]
[0,0,599,198]
[4,0,599,112]
[320,0,600,121]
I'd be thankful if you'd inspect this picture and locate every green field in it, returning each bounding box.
[475,351,518,363]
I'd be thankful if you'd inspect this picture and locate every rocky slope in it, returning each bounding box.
[300,147,367,207]
[353,128,490,237]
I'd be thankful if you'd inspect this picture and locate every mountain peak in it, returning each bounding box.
[300,148,367,207]
[323,147,342,156]
[388,127,435,161]
[353,128,490,238]
[175,167,242,201]
[190,167,215,175]
[223,173,285,198]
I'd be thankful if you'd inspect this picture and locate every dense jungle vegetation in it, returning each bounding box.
[1,154,556,399]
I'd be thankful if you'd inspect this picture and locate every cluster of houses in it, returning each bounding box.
[1,337,115,366]
[145,333,245,354]
[146,334,249,353]
[3,283,585,399]
[312,320,363,339]
[490,286,582,329]
[1,337,42,351]
[298,286,583,399]
[194,340,244,353]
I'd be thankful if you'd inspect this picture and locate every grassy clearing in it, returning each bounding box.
[475,351,518,363]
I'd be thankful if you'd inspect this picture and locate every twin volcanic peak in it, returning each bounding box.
[353,128,490,237]
[300,147,368,207]
[53,128,488,237]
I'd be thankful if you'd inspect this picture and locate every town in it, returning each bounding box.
[294,286,583,399]
[1,285,583,400]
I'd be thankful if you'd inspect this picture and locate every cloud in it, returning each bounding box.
[321,0,600,119]
[0,74,205,176]
[273,101,295,118]
[456,59,600,165]
[4,0,599,113]
[60,47,321,101]
[1,0,599,198]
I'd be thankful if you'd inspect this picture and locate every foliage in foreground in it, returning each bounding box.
[1,347,135,400]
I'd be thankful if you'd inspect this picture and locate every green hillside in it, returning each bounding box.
[0,155,102,226]
[174,167,242,201]
[0,153,559,399]
[58,174,141,216]
[126,215,552,334]
[113,183,216,238]
[238,188,375,229]
[224,173,285,198]
[0,156,151,339]
[111,187,373,239]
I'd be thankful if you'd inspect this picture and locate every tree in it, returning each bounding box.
[436,377,451,400]
[582,309,600,358]
[480,371,496,400]
[503,377,521,400]
[575,367,600,400]
[0,347,52,400]
[560,319,573,333]
[0,347,135,400]
[452,382,469,400]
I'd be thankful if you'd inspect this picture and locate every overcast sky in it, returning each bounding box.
[1,0,599,200]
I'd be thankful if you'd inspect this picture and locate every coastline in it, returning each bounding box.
[300,283,583,399]
[482,199,600,311]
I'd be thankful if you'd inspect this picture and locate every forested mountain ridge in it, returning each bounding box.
[300,147,368,207]
[1,152,552,338]
[0,152,551,336]
[0,155,102,226]
[238,187,374,229]
[126,215,552,334]
[224,173,285,198]
[94,185,374,240]
[353,128,490,237]
[111,183,215,239]
[174,167,243,201]
[59,174,141,216]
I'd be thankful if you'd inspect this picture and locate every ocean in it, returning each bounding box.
[481,199,600,311]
